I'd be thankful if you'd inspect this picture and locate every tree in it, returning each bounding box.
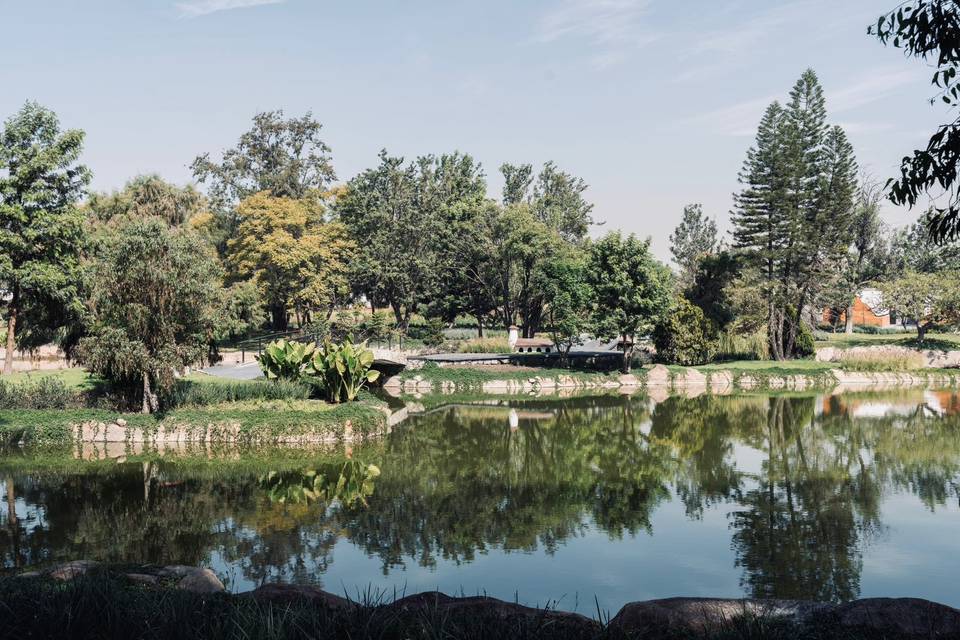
[685,250,742,331]
[823,180,894,333]
[870,1,960,241]
[191,110,336,246]
[78,219,222,413]
[538,250,592,365]
[653,297,719,366]
[669,204,718,289]
[0,102,91,374]
[732,70,858,359]
[587,232,672,373]
[85,174,205,227]
[878,270,960,342]
[890,218,960,274]
[338,150,486,329]
[227,192,354,331]
[499,161,595,243]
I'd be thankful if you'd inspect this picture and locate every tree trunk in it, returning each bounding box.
[844,304,854,334]
[476,314,484,338]
[3,286,18,375]
[142,374,159,414]
[270,303,288,331]
[917,323,927,343]
[621,334,632,374]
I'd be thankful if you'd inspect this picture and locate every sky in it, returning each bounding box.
[0,0,945,261]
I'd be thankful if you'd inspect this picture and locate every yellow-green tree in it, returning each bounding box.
[227,192,354,330]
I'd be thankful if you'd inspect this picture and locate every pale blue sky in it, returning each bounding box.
[1,0,942,259]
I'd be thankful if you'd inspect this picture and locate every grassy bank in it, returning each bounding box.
[399,362,624,389]
[815,331,960,350]
[0,396,388,447]
[0,573,897,640]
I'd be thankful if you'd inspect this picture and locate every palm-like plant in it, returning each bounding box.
[306,337,381,403]
[256,339,316,381]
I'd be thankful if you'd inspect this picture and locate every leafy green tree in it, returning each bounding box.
[870,1,960,241]
[85,174,205,227]
[191,110,336,247]
[823,180,894,332]
[499,161,594,242]
[669,203,717,288]
[0,102,91,374]
[338,151,486,329]
[890,219,960,274]
[78,219,222,413]
[587,232,672,373]
[653,297,719,366]
[685,250,742,331]
[878,270,960,341]
[227,192,354,330]
[732,70,858,359]
[537,250,592,364]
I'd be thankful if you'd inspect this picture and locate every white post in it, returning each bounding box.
[508,325,519,350]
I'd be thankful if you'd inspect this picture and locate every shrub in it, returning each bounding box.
[0,377,83,409]
[256,339,315,381]
[792,322,816,358]
[419,318,446,348]
[653,298,719,366]
[305,338,381,403]
[457,337,511,353]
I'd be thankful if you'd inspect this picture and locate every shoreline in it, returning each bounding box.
[4,562,960,639]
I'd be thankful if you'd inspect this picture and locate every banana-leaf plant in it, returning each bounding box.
[256,339,315,381]
[306,337,380,403]
[258,461,381,506]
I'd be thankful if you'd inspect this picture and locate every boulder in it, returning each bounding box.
[645,364,671,387]
[48,560,101,581]
[386,592,600,635]
[609,598,831,638]
[830,597,960,637]
[176,568,225,594]
[125,573,159,586]
[248,584,353,609]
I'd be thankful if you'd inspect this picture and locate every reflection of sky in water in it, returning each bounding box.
[2,390,960,614]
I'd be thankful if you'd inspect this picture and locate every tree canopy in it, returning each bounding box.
[0,102,90,373]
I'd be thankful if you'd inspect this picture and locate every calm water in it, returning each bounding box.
[2,390,960,616]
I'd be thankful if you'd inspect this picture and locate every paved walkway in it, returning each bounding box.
[199,361,262,380]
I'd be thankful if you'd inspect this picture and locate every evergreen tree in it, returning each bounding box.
[669,203,718,288]
[731,70,858,359]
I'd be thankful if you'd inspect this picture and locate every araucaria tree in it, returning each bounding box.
[587,232,672,373]
[669,203,718,289]
[732,69,858,359]
[0,102,91,374]
[79,218,222,413]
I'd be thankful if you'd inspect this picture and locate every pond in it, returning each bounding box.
[2,389,960,616]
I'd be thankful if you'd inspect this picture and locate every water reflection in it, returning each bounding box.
[2,390,959,604]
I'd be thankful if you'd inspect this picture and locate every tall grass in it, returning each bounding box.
[837,350,925,372]
[716,330,769,362]
[167,379,313,407]
[457,337,511,353]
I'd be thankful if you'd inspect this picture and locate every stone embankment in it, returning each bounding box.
[384,364,960,399]
[15,563,960,639]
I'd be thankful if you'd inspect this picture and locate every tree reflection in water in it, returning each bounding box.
[1,390,959,601]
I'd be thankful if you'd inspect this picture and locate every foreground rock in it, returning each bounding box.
[15,565,960,638]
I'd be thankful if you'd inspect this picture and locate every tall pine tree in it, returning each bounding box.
[732,70,857,359]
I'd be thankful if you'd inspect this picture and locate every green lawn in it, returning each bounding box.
[815,332,960,351]
[0,367,101,390]
[696,360,835,373]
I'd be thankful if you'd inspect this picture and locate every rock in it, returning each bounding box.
[176,568,225,594]
[18,571,41,578]
[248,584,353,609]
[609,598,831,638]
[48,560,101,581]
[830,597,960,637]
[645,364,671,387]
[159,565,200,578]
[116,418,128,427]
[103,423,126,442]
[387,592,600,635]
[125,573,159,586]
[678,368,707,388]
[618,373,639,387]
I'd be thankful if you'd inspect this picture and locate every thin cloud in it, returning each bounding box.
[176,0,284,18]
[534,0,659,68]
[829,69,917,114]
[681,95,779,137]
